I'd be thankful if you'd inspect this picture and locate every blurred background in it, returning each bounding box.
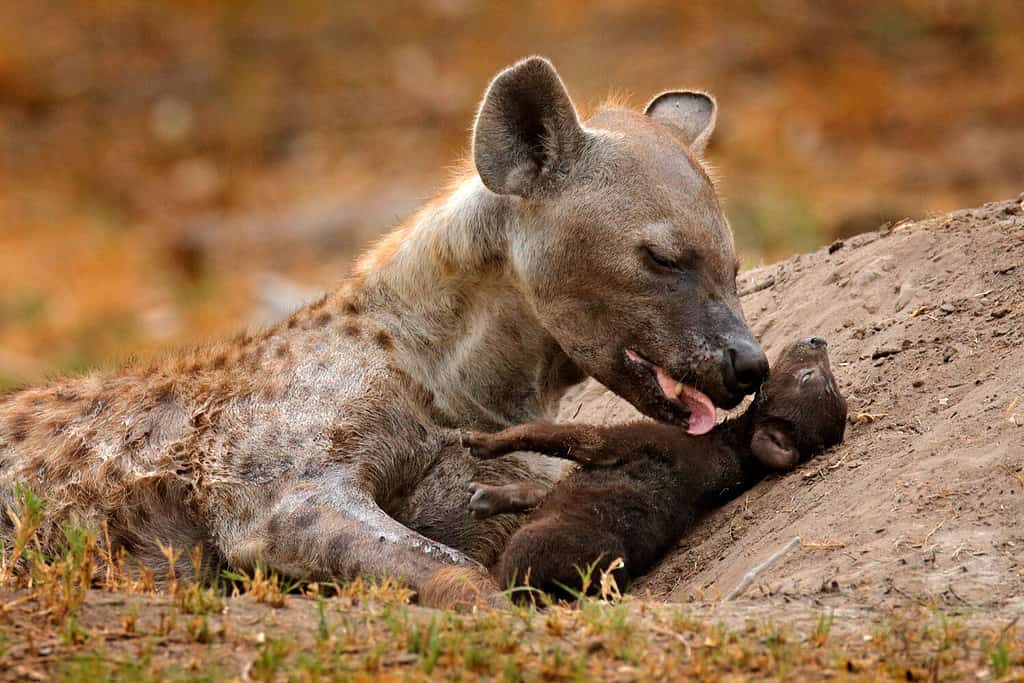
[1,0,1022,388]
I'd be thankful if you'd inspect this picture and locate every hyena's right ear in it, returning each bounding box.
[472,57,586,198]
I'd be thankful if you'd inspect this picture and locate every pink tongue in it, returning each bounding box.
[653,365,717,435]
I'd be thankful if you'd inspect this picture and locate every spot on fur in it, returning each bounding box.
[60,438,92,461]
[315,311,334,327]
[8,412,30,443]
[342,321,361,338]
[292,506,321,529]
[373,329,393,350]
[47,419,69,436]
[342,299,363,316]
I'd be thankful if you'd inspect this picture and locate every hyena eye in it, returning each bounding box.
[641,245,695,274]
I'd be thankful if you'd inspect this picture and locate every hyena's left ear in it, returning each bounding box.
[473,56,587,198]
[644,91,717,154]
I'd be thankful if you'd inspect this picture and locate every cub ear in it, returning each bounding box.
[644,91,717,154]
[472,57,586,198]
[750,422,800,471]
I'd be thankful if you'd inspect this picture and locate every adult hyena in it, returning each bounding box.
[0,58,767,607]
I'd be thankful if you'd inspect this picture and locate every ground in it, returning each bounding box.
[1,198,1022,681]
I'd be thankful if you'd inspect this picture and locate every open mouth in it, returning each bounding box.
[625,349,717,435]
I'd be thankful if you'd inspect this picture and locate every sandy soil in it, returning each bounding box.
[561,196,1024,612]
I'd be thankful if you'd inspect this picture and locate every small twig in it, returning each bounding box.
[1,594,35,612]
[724,536,801,601]
[650,625,694,658]
[801,540,846,550]
[997,616,1020,640]
[922,520,944,545]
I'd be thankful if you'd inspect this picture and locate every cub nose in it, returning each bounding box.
[724,340,769,395]
[800,336,827,349]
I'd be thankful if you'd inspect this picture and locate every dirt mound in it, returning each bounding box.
[560,196,1024,610]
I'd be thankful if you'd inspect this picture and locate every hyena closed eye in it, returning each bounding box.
[0,56,763,608]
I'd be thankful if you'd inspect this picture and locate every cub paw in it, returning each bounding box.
[467,482,503,519]
[460,431,498,459]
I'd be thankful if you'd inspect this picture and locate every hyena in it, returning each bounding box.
[0,57,767,607]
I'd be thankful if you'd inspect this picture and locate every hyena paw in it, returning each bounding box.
[419,566,509,611]
[467,482,504,519]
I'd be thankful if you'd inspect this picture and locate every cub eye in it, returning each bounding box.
[799,369,816,385]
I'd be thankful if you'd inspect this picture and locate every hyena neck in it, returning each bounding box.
[348,176,584,430]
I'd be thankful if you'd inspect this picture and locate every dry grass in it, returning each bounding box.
[2,489,1022,681]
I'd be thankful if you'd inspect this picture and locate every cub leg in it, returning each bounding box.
[467,481,550,518]
[463,421,676,467]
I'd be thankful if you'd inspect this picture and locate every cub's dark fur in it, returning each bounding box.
[464,337,847,599]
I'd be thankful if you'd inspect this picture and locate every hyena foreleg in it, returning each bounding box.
[225,479,500,609]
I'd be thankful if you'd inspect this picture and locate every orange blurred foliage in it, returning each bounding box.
[1,0,1022,385]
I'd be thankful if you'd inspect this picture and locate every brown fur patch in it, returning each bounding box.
[373,328,394,350]
[342,321,361,338]
[315,311,334,327]
[8,412,30,443]
[212,353,228,370]
[328,425,357,455]
[342,299,362,316]
[47,419,69,436]
[59,438,92,462]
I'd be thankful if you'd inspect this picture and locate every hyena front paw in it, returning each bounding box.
[418,565,509,611]
[467,482,505,519]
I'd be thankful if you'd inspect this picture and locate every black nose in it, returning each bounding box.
[724,340,769,395]
[800,336,827,349]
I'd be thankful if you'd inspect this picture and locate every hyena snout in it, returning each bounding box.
[721,337,769,396]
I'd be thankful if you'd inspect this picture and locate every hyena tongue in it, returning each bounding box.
[676,384,716,435]
[652,365,717,435]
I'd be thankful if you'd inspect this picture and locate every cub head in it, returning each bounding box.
[472,57,767,433]
[748,337,848,471]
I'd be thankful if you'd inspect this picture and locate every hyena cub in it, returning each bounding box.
[463,337,847,599]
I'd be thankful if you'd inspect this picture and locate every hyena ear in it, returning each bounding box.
[750,421,800,471]
[644,91,717,154]
[473,57,586,197]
